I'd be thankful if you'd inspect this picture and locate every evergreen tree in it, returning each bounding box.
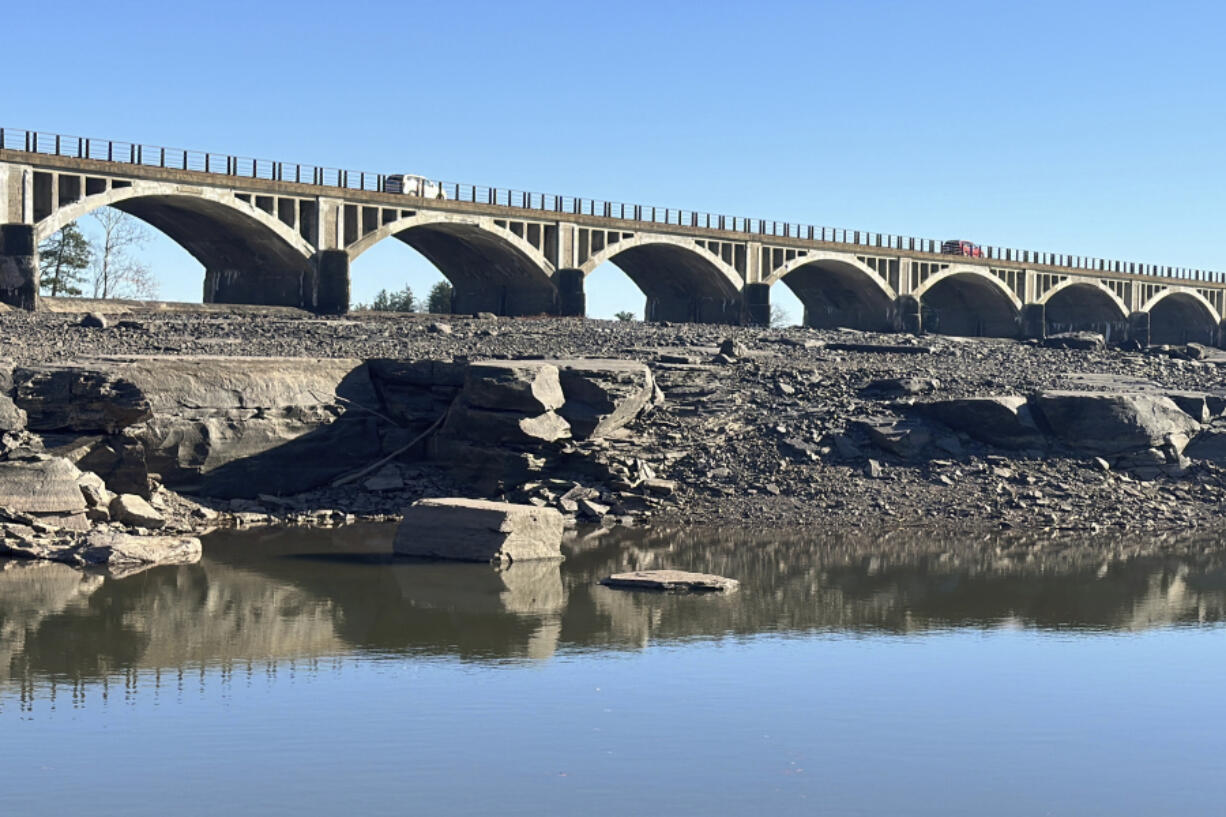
[427,281,454,314]
[367,284,416,312]
[38,223,92,297]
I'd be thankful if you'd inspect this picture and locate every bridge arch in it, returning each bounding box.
[762,252,896,331]
[913,266,1022,338]
[1038,280,1129,340]
[348,214,558,316]
[577,234,742,323]
[1142,288,1220,346]
[35,181,317,307]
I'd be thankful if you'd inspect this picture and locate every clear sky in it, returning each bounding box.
[6,0,1224,320]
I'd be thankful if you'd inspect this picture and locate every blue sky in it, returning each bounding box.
[7,0,1224,319]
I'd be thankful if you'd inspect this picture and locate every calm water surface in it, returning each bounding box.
[2,523,1225,816]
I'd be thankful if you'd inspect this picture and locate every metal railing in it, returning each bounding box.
[3,126,1223,285]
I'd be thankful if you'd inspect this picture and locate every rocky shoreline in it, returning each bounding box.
[2,305,1226,570]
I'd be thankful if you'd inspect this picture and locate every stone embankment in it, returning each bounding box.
[2,307,1226,569]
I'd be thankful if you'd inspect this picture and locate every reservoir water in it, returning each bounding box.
[2,523,1225,816]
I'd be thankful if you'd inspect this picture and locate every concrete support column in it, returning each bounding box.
[313,250,350,315]
[0,224,38,310]
[1021,303,1046,339]
[556,268,585,317]
[1128,311,1150,347]
[742,282,770,326]
[895,295,921,334]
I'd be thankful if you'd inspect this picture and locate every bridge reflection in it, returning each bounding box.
[3,523,1226,701]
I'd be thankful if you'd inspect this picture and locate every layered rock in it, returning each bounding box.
[394,498,564,563]
[16,357,382,499]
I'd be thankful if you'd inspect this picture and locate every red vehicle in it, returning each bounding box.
[941,239,984,258]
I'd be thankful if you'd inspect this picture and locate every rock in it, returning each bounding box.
[917,396,1045,450]
[1165,392,1211,423]
[718,338,747,358]
[1032,391,1200,456]
[642,478,676,496]
[443,403,572,445]
[549,359,658,439]
[825,342,933,355]
[394,498,564,563]
[0,394,25,433]
[0,457,89,517]
[577,497,610,518]
[362,464,404,492]
[474,312,498,320]
[28,357,383,499]
[851,416,932,459]
[1185,427,1226,463]
[462,361,565,414]
[76,471,114,521]
[13,364,152,433]
[79,312,108,329]
[0,528,200,571]
[861,377,939,397]
[1042,332,1105,350]
[74,530,200,568]
[109,493,166,528]
[427,322,452,334]
[866,459,883,478]
[600,570,739,593]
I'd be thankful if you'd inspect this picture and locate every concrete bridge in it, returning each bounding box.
[2,127,1224,346]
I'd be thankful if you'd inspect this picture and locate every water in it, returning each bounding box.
[2,523,1226,816]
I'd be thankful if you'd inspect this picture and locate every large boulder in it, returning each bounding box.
[461,361,565,414]
[916,396,1045,450]
[20,357,383,499]
[394,498,564,563]
[548,359,657,439]
[13,365,151,432]
[1032,391,1200,456]
[0,456,89,529]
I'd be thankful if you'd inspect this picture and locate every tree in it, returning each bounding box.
[769,304,793,328]
[369,284,416,312]
[614,310,636,322]
[427,280,453,314]
[38,223,92,297]
[90,208,158,300]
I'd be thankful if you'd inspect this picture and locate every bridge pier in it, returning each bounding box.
[312,250,350,315]
[0,224,38,310]
[742,283,770,327]
[894,295,921,334]
[1021,303,1045,340]
[1128,311,1150,347]
[556,269,585,317]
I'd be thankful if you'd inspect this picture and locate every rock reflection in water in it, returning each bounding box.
[2,523,1226,699]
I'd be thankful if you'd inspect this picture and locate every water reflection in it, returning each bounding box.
[3,523,1226,694]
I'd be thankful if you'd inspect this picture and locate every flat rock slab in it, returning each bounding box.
[600,570,739,593]
[395,498,564,563]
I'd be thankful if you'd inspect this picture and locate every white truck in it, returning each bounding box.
[385,174,446,199]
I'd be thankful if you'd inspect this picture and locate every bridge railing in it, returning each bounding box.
[3,126,1223,285]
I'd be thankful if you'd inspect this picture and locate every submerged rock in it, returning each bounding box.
[394,498,564,563]
[600,570,739,593]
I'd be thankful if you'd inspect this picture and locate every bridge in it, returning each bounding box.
[2,127,1224,346]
